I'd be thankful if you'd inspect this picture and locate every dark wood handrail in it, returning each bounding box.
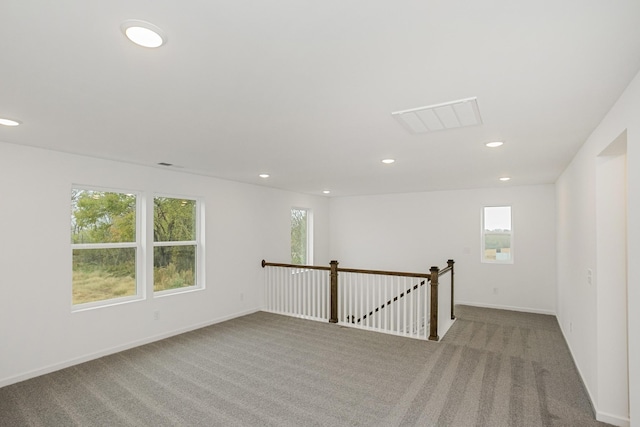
[262,259,429,278]
[261,260,331,271]
[438,265,453,276]
[337,267,430,279]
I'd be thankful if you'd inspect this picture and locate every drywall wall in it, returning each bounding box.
[556,69,640,425]
[596,148,628,423]
[0,141,330,387]
[329,184,556,314]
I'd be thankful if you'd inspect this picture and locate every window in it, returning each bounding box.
[291,208,311,265]
[153,196,200,293]
[71,188,140,306]
[482,206,512,263]
[71,188,204,308]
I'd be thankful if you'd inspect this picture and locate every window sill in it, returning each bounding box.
[153,285,205,299]
[72,295,144,313]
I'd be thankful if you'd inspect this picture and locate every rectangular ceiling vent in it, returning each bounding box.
[392,97,482,134]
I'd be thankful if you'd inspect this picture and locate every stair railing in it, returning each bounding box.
[350,279,427,324]
[261,259,455,341]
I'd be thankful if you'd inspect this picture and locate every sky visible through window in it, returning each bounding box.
[484,206,511,231]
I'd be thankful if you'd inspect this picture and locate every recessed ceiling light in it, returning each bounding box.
[121,20,166,48]
[499,177,511,181]
[381,159,395,164]
[259,174,270,179]
[0,118,21,126]
[486,141,504,148]
[323,190,331,194]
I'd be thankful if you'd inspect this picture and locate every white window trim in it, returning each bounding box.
[154,240,197,247]
[291,207,313,265]
[71,186,144,311]
[72,242,138,250]
[71,188,206,310]
[152,194,205,297]
[306,209,314,265]
[481,205,514,265]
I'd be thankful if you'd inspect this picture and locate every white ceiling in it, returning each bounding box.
[2,1,640,197]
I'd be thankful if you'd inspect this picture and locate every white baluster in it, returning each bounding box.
[424,278,428,339]
[265,267,269,311]
[358,274,361,325]
[288,268,293,315]
[271,268,275,312]
[402,277,406,335]
[396,277,400,335]
[376,275,381,330]
[365,274,369,328]
[348,273,353,325]
[278,268,283,313]
[319,270,324,320]
[382,276,387,331]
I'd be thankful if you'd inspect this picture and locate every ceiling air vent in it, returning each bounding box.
[392,97,482,134]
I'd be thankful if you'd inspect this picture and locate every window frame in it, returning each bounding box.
[152,194,205,297]
[481,205,513,264]
[291,207,313,265]
[71,187,206,311]
[71,186,143,311]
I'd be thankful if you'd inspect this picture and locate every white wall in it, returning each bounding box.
[329,185,556,314]
[0,141,330,387]
[597,147,629,423]
[556,70,640,426]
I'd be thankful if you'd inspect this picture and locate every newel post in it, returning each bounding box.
[448,259,455,320]
[429,265,439,341]
[329,260,339,323]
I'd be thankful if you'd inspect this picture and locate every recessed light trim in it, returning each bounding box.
[259,174,270,179]
[486,141,504,148]
[0,118,21,126]
[322,190,331,194]
[499,177,511,181]
[381,159,395,164]
[121,20,166,48]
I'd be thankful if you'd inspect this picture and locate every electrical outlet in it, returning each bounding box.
[493,287,498,295]
[240,292,244,301]
[569,322,573,332]
[154,310,160,321]
[587,269,592,285]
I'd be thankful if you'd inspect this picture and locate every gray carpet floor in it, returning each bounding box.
[0,305,609,426]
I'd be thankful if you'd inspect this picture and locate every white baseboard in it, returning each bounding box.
[0,308,260,389]
[596,411,630,427]
[455,300,556,316]
[557,322,599,420]
[557,315,630,427]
